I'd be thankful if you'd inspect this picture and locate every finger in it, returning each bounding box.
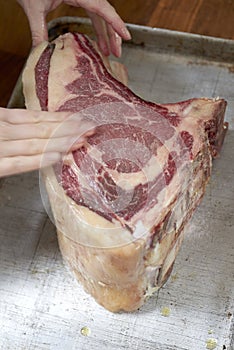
[87,13,122,57]
[29,11,48,46]
[0,108,71,124]
[66,0,131,40]
[25,9,48,46]
[70,140,86,151]
[17,0,63,46]
[0,119,95,141]
[87,13,110,56]
[0,153,61,178]
[106,24,122,57]
[1,109,96,136]
[0,136,86,158]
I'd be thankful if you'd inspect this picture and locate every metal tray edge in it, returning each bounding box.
[48,17,234,63]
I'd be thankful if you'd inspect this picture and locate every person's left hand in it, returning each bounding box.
[17,0,131,57]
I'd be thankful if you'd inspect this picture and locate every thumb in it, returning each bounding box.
[17,0,48,47]
[27,10,49,47]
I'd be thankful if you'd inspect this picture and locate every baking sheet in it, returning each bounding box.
[1,18,234,350]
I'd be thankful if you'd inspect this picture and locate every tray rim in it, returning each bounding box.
[47,16,234,63]
[48,16,234,45]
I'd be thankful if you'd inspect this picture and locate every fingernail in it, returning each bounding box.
[69,123,95,139]
[122,27,131,40]
[114,45,122,58]
[78,123,96,138]
[70,136,85,145]
[84,128,95,136]
[113,34,122,57]
[71,142,84,151]
[67,136,85,150]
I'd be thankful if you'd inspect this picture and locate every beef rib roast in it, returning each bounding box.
[22,32,228,312]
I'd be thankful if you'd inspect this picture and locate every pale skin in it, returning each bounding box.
[0,0,131,178]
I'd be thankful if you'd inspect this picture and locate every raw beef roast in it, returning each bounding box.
[22,32,227,312]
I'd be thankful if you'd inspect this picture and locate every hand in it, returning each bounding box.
[17,0,131,57]
[0,108,95,177]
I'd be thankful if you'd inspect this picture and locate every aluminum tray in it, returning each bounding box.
[1,18,233,350]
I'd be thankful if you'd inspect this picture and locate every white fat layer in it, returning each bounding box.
[106,145,170,189]
[47,34,131,112]
[132,220,148,239]
[127,161,188,230]
[83,142,171,191]
[22,42,48,110]
[48,35,81,111]
[43,166,135,248]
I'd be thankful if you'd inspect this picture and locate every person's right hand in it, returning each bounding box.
[17,0,131,57]
[0,107,94,178]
